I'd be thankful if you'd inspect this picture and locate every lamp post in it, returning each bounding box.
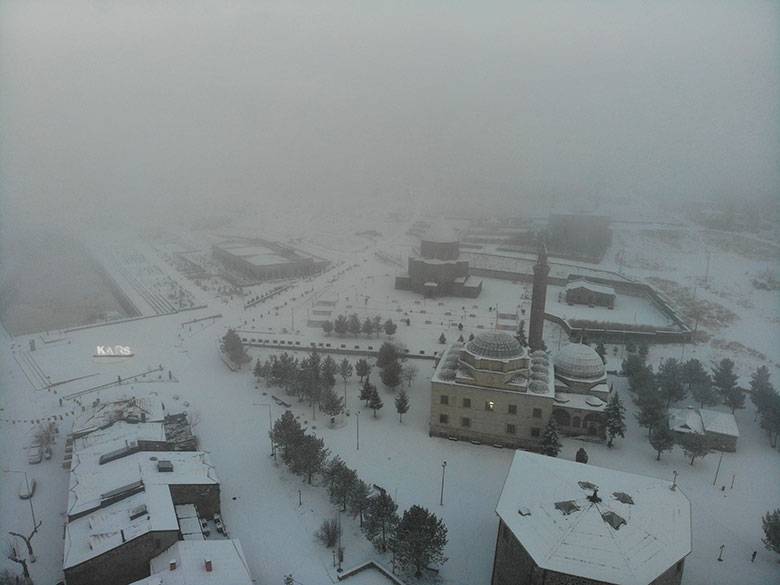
[439,460,447,506]
[252,403,276,460]
[356,411,360,451]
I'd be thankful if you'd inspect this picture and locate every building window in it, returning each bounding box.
[462,398,471,408]
[506,424,516,435]
[485,400,495,412]
[508,404,517,415]
[440,395,449,405]
[531,427,540,438]
[572,416,581,428]
[461,417,471,428]
[439,414,449,425]
[532,408,542,418]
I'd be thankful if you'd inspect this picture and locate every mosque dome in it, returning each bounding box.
[531,350,548,359]
[466,332,524,360]
[529,380,548,394]
[554,343,606,380]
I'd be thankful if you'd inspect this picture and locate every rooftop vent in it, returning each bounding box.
[129,504,148,521]
[518,507,531,516]
[157,460,174,472]
[204,558,213,572]
[601,510,627,530]
[554,500,580,515]
[578,481,598,491]
[613,492,635,505]
[169,560,177,571]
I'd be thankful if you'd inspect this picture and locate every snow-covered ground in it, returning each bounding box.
[1,213,778,584]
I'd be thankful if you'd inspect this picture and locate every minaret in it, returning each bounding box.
[528,241,550,351]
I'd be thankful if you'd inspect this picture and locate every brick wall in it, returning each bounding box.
[64,530,178,585]
[169,483,221,517]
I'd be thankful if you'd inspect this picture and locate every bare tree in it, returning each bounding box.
[6,544,30,581]
[401,363,418,388]
[9,520,42,563]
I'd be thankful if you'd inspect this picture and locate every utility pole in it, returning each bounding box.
[439,460,447,506]
[356,411,360,451]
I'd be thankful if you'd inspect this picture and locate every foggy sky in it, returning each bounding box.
[0,0,778,231]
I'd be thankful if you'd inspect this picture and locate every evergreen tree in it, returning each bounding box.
[322,320,333,335]
[758,392,780,448]
[635,389,666,437]
[348,479,371,527]
[368,387,384,417]
[362,491,399,552]
[657,358,686,407]
[622,353,647,380]
[712,358,738,400]
[384,319,397,336]
[277,352,299,395]
[468,333,475,341]
[438,333,447,344]
[372,315,383,334]
[540,419,561,457]
[222,329,248,365]
[679,432,711,466]
[394,506,448,577]
[724,386,746,414]
[762,508,780,555]
[595,342,607,365]
[575,447,588,463]
[321,355,338,390]
[626,341,637,354]
[638,343,649,358]
[691,377,718,408]
[253,358,265,380]
[604,393,626,448]
[649,424,675,461]
[271,411,305,464]
[682,359,708,388]
[347,313,362,336]
[334,314,348,335]
[360,378,375,406]
[376,343,401,369]
[395,389,410,422]
[323,457,357,511]
[290,434,329,484]
[355,358,371,382]
[380,359,402,391]
[362,317,375,337]
[321,386,345,420]
[338,358,353,395]
[300,352,322,406]
[750,365,774,411]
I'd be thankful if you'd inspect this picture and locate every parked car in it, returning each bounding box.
[44,446,52,460]
[27,446,42,464]
[19,478,36,499]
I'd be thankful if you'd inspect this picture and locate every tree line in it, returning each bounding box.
[322,313,397,338]
[270,411,447,577]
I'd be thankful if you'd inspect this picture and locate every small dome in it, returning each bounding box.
[531,364,548,374]
[531,371,547,382]
[529,380,548,394]
[531,350,548,358]
[466,332,524,360]
[440,368,456,380]
[554,343,605,380]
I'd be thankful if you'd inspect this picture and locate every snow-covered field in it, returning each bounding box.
[1,213,778,585]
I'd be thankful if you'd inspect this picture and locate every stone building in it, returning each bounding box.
[492,451,691,585]
[564,279,616,308]
[551,343,610,438]
[212,239,328,282]
[395,224,482,298]
[429,332,611,448]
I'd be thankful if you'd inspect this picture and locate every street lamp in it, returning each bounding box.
[356,411,360,451]
[439,461,447,506]
[252,403,276,460]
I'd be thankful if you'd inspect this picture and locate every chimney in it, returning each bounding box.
[169,560,176,571]
[204,558,212,572]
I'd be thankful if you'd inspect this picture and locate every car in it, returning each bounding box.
[19,478,36,499]
[27,446,42,464]
[44,446,52,460]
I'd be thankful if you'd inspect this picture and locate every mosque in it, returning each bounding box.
[429,245,611,448]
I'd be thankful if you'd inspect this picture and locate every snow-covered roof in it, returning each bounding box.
[669,408,739,438]
[465,332,524,360]
[496,452,691,585]
[68,450,218,519]
[422,222,458,244]
[129,540,253,585]
[553,392,608,412]
[72,396,169,437]
[64,485,179,570]
[73,421,167,452]
[554,343,606,381]
[699,409,739,437]
[565,279,616,297]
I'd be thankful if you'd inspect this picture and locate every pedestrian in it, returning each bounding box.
[751,550,757,563]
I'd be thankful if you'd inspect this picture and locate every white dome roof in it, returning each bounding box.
[466,332,524,360]
[554,343,605,380]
